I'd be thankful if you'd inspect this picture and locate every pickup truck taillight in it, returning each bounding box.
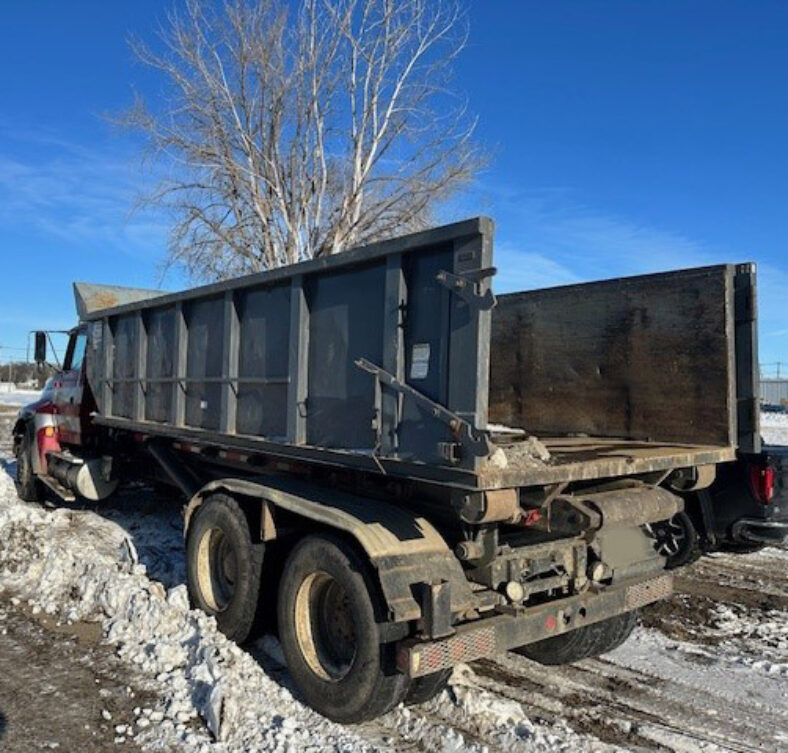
[749,465,775,504]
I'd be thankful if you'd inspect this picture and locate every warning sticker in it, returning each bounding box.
[410,343,431,380]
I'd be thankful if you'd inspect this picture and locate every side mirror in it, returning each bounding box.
[34,331,47,364]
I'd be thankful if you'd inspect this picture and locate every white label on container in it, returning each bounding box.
[410,343,431,380]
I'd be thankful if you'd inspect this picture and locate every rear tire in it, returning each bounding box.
[404,668,452,706]
[277,534,408,723]
[186,493,265,644]
[15,425,44,503]
[513,610,639,665]
[588,609,639,655]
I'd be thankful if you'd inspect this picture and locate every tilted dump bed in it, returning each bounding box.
[80,218,753,491]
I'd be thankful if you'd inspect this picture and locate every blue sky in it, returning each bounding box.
[0,0,786,365]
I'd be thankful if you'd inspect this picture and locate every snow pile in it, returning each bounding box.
[0,465,600,752]
[0,469,374,751]
[761,410,788,446]
[709,602,788,676]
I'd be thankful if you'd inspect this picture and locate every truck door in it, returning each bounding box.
[52,328,87,446]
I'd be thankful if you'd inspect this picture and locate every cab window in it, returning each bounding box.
[65,333,87,372]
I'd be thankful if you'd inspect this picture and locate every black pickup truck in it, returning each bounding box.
[654,444,788,566]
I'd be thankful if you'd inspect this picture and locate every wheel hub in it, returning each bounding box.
[196,527,238,612]
[294,571,357,682]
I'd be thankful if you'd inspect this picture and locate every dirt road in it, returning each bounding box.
[0,599,157,752]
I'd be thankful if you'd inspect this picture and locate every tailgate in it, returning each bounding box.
[490,263,759,453]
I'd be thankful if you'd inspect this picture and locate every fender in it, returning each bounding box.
[185,475,475,623]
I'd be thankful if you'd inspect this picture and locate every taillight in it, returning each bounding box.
[749,465,775,504]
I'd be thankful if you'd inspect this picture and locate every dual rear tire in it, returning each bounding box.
[186,493,266,644]
[186,496,432,722]
[187,494,640,717]
[513,610,639,665]
[277,535,410,722]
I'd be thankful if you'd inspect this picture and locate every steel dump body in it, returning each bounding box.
[81,217,749,491]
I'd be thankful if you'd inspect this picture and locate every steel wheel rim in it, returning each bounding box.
[294,570,357,681]
[196,527,237,612]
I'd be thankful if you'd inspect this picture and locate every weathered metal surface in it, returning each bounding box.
[80,221,749,491]
[480,436,736,488]
[397,572,673,677]
[734,264,760,453]
[489,264,756,449]
[73,282,165,319]
[85,218,495,475]
[579,485,682,526]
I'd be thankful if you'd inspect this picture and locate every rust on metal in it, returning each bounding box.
[73,282,166,319]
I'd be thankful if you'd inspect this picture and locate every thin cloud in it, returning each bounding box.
[481,187,786,363]
[0,126,168,264]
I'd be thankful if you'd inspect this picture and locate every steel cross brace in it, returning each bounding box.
[355,358,493,463]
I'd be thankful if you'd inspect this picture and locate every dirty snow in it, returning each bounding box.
[1,405,788,751]
[0,449,604,751]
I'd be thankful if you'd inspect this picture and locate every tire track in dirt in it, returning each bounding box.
[463,547,788,752]
[471,648,785,753]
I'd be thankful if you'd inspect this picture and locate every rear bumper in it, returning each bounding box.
[731,517,788,544]
[396,573,672,678]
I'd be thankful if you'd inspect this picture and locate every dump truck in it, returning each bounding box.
[12,217,758,723]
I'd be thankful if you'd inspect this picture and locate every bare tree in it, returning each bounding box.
[124,0,483,280]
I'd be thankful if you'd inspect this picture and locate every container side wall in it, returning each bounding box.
[144,306,176,422]
[734,264,760,454]
[397,245,455,463]
[112,315,137,419]
[490,265,739,447]
[237,283,291,438]
[306,262,386,450]
[86,217,495,477]
[185,296,224,430]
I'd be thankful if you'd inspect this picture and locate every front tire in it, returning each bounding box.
[277,534,408,723]
[15,425,44,503]
[186,493,265,643]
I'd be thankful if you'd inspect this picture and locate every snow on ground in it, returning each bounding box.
[762,410,788,446]
[0,444,605,751]
[0,388,41,407]
[1,405,788,751]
